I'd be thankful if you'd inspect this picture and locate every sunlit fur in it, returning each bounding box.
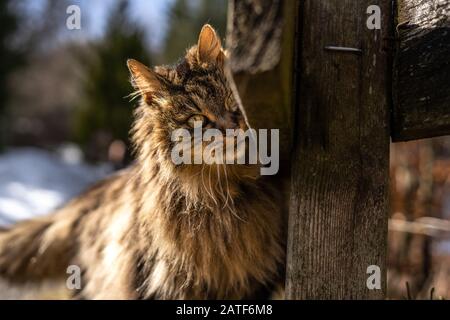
[0,25,284,299]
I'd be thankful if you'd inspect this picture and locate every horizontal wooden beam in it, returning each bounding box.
[392,0,450,142]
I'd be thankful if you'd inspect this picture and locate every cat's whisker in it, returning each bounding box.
[221,165,244,222]
[126,90,142,102]
[222,164,231,209]
[208,165,219,207]
[215,164,227,208]
[201,165,217,207]
[220,165,231,210]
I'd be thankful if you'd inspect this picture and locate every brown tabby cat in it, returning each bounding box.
[0,25,284,299]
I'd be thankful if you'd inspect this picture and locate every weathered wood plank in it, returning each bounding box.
[226,0,298,297]
[286,0,391,299]
[226,0,296,166]
[392,0,450,141]
[227,0,284,74]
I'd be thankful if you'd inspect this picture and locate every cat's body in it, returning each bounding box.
[0,25,284,299]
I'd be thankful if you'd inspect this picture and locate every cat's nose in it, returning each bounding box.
[229,121,241,130]
[214,119,239,131]
[219,122,240,131]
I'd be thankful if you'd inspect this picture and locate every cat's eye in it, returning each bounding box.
[187,115,207,128]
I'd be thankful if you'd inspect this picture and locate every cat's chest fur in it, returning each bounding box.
[76,174,284,299]
[133,179,284,299]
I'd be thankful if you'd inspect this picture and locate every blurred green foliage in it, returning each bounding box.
[0,0,229,159]
[73,0,227,161]
[73,0,150,160]
[162,0,228,64]
[0,0,24,151]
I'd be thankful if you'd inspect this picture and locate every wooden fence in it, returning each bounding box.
[226,0,450,299]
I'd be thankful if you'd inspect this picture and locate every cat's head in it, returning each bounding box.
[128,25,259,190]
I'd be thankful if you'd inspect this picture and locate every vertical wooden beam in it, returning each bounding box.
[226,0,299,264]
[286,0,392,299]
[226,0,297,171]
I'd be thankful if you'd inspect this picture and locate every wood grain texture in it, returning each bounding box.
[392,0,450,141]
[227,0,284,74]
[286,0,391,299]
[226,0,297,167]
[226,1,298,295]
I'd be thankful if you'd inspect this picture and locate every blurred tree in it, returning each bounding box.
[73,0,151,162]
[13,0,69,54]
[5,0,80,149]
[162,0,227,64]
[0,0,23,151]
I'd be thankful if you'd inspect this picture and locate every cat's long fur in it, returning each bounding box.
[0,25,284,299]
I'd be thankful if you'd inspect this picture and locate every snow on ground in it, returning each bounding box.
[0,146,112,227]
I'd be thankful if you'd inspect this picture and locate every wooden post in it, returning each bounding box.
[392,0,450,141]
[226,0,297,170]
[286,0,392,299]
[226,0,298,243]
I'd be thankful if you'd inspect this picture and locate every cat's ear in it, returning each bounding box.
[127,59,162,103]
[197,24,225,67]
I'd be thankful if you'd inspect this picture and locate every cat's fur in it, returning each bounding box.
[0,25,284,299]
